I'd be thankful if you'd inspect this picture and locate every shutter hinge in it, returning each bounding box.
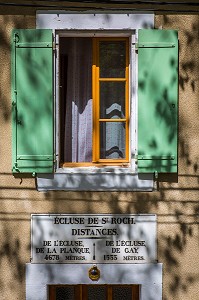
[54,155,58,170]
[13,33,19,43]
[53,42,57,51]
[154,171,158,179]
[13,162,20,173]
[136,42,175,48]
[132,42,138,50]
[13,89,17,102]
[138,155,175,160]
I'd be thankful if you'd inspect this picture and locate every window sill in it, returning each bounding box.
[36,168,154,191]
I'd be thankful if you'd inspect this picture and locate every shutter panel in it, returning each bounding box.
[138,29,178,174]
[12,29,54,173]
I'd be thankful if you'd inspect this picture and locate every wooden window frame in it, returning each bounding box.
[48,285,81,300]
[48,284,140,300]
[92,37,130,164]
[61,37,130,168]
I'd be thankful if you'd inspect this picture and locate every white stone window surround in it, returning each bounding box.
[26,263,162,300]
[36,11,155,191]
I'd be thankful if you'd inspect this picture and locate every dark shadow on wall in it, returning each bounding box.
[0,231,25,282]
[0,13,199,300]
[0,14,36,297]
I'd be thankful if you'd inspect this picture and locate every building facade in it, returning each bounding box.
[0,1,198,299]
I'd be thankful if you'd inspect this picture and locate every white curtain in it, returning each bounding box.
[64,38,92,162]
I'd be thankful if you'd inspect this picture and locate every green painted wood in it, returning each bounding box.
[138,29,178,173]
[12,29,54,173]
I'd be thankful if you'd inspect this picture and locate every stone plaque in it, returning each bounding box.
[31,214,157,263]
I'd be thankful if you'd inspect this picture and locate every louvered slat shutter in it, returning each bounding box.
[12,29,54,173]
[138,29,178,174]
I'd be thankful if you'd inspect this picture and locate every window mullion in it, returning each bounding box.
[99,78,126,81]
[48,285,56,300]
[92,38,99,162]
[81,285,88,300]
[107,285,112,300]
[125,38,130,162]
[132,285,140,300]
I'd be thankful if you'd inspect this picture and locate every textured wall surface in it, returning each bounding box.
[0,6,198,300]
[154,14,199,300]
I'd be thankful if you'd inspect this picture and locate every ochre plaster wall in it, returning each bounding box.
[0,8,198,300]
[155,14,199,300]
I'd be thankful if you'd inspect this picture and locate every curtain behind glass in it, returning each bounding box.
[99,40,126,160]
[64,38,92,162]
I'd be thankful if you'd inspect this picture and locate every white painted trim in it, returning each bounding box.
[36,172,153,191]
[36,11,154,30]
[36,11,155,191]
[26,263,162,300]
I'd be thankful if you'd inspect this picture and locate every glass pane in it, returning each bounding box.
[88,285,106,300]
[112,286,132,300]
[99,41,126,78]
[62,37,93,162]
[100,82,125,119]
[56,286,75,300]
[100,122,126,159]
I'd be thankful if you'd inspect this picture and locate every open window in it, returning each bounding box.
[11,14,178,190]
[59,37,129,167]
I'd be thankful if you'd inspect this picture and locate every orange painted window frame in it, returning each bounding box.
[62,37,129,167]
[92,37,130,164]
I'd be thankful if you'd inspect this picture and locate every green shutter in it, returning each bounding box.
[12,29,54,173]
[138,29,178,174]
